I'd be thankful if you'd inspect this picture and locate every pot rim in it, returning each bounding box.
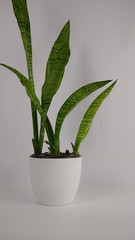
[29,155,82,161]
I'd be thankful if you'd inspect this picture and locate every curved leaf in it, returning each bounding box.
[0,63,55,154]
[54,80,112,155]
[73,80,117,155]
[41,21,70,114]
[0,64,42,114]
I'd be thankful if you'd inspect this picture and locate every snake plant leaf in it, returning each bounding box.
[11,0,40,154]
[0,64,43,115]
[46,116,55,145]
[11,0,33,81]
[73,80,117,155]
[0,63,55,154]
[54,80,112,155]
[41,21,70,114]
[39,116,54,155]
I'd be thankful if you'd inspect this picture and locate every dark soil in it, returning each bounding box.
[30,150,81,159]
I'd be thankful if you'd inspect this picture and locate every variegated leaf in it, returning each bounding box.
[73,80,117,155]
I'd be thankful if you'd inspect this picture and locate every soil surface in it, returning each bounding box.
[30,151,81,159]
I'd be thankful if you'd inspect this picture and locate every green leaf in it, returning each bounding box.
[11,0,39,154]
[0,63,55,154]
[39,115,55,154]
[0,64,43,115]
[11,0,33,81]
[41,21,70,114]
[54,80,113,155]
[73,80,117,155]
[46,116,55,145]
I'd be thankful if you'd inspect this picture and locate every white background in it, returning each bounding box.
[0,0,135,186]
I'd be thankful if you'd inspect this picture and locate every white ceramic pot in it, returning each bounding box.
[29,156,82,206]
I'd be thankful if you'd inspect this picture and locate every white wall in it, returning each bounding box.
[0,0,135,186]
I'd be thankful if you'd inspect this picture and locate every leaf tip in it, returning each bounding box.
[112,79,118,86]
[65,20,70,31]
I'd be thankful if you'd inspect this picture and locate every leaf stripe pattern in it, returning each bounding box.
[54,80,112,154]
[73,80,117,155]
[11,0,40,154]
[11,0,33,81]
[41,21,70,114]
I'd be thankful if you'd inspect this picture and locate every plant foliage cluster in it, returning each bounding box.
[1,0,116,157]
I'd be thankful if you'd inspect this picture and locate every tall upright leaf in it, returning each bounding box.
[73,81,117,155]
[41,21,70,114]
[39,21,70,152]
[11,0,33,81]
[54,80,112,155]
[11,0,39,152]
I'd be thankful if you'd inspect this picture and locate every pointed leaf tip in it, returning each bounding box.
[67,20,70,25]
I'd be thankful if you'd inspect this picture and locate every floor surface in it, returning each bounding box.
[0,183,135,240]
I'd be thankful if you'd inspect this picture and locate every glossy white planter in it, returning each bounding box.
[29,156,82,206]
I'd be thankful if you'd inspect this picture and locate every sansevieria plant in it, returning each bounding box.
[1,0,116,157]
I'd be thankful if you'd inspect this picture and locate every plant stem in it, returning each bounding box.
[39,115,55,155]
[53,136,59,156]
[31,102,39,144]
[39,117,45,153]
[29,72,39,154]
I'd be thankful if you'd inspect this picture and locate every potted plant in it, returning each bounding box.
[1,0,116,206]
